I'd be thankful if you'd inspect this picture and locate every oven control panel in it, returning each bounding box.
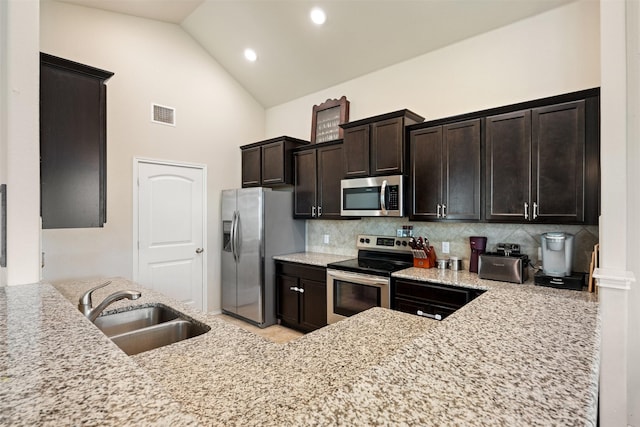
[356,234,413,253]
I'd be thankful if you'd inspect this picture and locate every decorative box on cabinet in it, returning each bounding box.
[409,119,481,221]
[241,136,309,188]
[40,53,114,229]
[276,261,327,332]
[293,140,344,219]
[340,109,424,178]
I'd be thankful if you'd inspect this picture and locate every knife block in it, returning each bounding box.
[413,246,437,268]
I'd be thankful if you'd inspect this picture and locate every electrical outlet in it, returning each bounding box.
[442,241,450,254]
[323,234,330,244]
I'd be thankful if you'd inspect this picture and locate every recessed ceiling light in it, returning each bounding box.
[244,48,257,62]
[310,7,326,25]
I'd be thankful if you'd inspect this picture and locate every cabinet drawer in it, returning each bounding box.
[395,280,472,307]
[276,261,326,282]
[394,297,456,320]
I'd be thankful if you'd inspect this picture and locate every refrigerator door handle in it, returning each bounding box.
[233,210,241,262]
[230,211,238,262]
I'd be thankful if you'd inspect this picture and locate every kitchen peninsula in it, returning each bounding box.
[1,269,598,426]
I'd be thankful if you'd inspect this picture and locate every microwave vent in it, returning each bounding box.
[151,103,176,126]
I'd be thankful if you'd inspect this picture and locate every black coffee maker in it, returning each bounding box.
[469,236,487,273]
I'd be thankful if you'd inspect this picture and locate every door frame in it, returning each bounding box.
[132,157,208,311]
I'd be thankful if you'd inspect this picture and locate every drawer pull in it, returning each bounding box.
[416,310,442,321]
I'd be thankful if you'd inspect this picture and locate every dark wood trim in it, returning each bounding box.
[292,138,343,153]
[40,52,114,81]
[340,109,425,129]
[240,135,309,150]
[407,88,600,132]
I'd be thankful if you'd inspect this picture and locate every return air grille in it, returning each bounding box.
[151,103,176,126]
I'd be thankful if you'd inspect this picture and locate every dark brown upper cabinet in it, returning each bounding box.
[409,119,481,221]
[340,110,424,178]
[240,136,309,188]
[486,100,592,224]
[293,141,343,219]
[40,53,114,229]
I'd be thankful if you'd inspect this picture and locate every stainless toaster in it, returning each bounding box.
[478,253,530,284]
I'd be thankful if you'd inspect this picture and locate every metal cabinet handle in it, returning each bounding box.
[533,202,538,220]
[437,204,441,218]
[416,310,442,321]
[442,204,447,218]
[298,288,304,294]
[318,206,322,217]
[290,286,299,292]
[196,248,204,254]
[524,202,529,220]
[312,206,316,218]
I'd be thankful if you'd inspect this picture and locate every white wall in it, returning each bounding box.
[39,1,265,312]
[0,0,41,286]
[266,0,599,138]
[626,0,640,423]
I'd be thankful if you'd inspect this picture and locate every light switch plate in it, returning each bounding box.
[442,241,450,254]
[323,234,330,244]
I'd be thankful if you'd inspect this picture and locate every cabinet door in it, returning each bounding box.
[276,275,300,326]
[532,101,585,223]
[241,146,261,187]
[343,125,370,178]
[40,56,112,228]
[317,144,343,219]
[485,110,532,221]
[293,150,317,218]
[299,278,327,331]
[371,117,404,175]
[261,141,285,185]
[443,119,481,220]
[409,126,442,219]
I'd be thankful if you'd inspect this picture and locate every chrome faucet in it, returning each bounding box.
[78,281,142,322]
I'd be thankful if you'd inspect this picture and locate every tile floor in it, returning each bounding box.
[215,314,304,344]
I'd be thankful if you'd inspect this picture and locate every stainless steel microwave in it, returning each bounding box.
[340,175,404,217]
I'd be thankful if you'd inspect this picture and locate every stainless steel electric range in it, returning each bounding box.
[326,234,413,324]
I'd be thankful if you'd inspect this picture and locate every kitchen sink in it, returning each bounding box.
[94,304,210,355]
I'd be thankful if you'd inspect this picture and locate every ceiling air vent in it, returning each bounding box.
[151,103,176,126]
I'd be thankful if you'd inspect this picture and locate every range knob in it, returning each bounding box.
[359,237,365,243]
[365,238,370,244]
[402,241,407,246]
[395,240,401,246]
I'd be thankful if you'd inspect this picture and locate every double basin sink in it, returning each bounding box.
[94,304,210,355]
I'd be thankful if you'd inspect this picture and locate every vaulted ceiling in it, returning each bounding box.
[56,0,576,107]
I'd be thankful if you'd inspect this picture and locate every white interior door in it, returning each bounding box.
[135,160,206,311]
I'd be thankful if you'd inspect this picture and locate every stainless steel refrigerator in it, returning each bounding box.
[221,188,305,327]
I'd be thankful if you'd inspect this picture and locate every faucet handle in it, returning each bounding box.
[79,280,112,307]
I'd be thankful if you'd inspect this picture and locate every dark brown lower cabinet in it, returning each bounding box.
[276,261,327,332]
[392,278,483,320]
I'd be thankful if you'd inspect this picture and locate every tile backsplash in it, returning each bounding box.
[306,219,599,273]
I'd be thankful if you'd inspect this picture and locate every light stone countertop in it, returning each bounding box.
[2,263,599,426]
[273,251,353,266]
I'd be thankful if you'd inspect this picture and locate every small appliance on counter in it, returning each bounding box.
[540,232,574,276]
[478,243,530,284]
[534,232,584,290]
[469,236,487,273]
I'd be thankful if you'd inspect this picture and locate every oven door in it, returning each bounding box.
[326,269,390,324]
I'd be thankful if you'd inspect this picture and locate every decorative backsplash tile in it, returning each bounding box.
[306,219,599,273]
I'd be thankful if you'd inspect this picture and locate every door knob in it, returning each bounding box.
[196,248,204,254]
